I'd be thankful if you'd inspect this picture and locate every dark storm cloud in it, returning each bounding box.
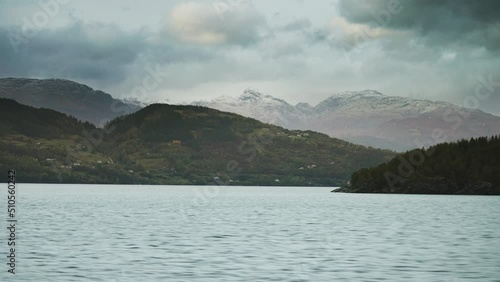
[0,22,146,83]
[0,20,217,87]
[338,0,500,50]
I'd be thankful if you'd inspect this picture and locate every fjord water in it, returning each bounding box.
[2,185,499,281]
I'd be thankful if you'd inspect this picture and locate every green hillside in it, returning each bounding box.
[0,98,114,182]
[0,98,94,138]
[0,98,395,186]
[100,104,395,186]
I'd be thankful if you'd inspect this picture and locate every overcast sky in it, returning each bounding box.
[0,0,499,114]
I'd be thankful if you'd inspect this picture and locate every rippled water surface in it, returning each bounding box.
[1,184,500,281]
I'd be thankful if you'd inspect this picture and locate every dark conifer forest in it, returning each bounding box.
[337,136,500,194]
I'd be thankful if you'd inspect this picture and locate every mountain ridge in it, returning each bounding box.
[192,89,500,151]
[3,77,499,152]
[0,77,141,126]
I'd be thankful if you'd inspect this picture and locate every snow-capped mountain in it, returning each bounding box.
[192,89,500,151]
[315,90,449,115]
[192,88,309,128]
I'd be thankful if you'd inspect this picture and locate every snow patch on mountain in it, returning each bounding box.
[315,90,455,115]
[192,88,308,128]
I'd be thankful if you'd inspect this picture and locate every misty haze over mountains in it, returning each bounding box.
[1,78,499,152]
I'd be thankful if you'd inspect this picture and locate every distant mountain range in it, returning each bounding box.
[2,78,498,193]
[0,78,140,126]
[193,89,500,151]
[2,77,499,152]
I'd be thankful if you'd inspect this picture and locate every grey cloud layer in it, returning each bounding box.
[0,0,498,115]
[0,22,145,83]
[166,1,268,46]
[338,0,500,50]
[0,20,219,88]
[0,1,269,88]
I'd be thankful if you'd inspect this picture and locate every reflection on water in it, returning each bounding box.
[2,184,499,281]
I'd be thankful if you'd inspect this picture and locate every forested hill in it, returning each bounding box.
[0,98,112,183]
[336,136,500,195]
[0,98,95,138]
[99,104,395,186]
[0,99,395,186]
